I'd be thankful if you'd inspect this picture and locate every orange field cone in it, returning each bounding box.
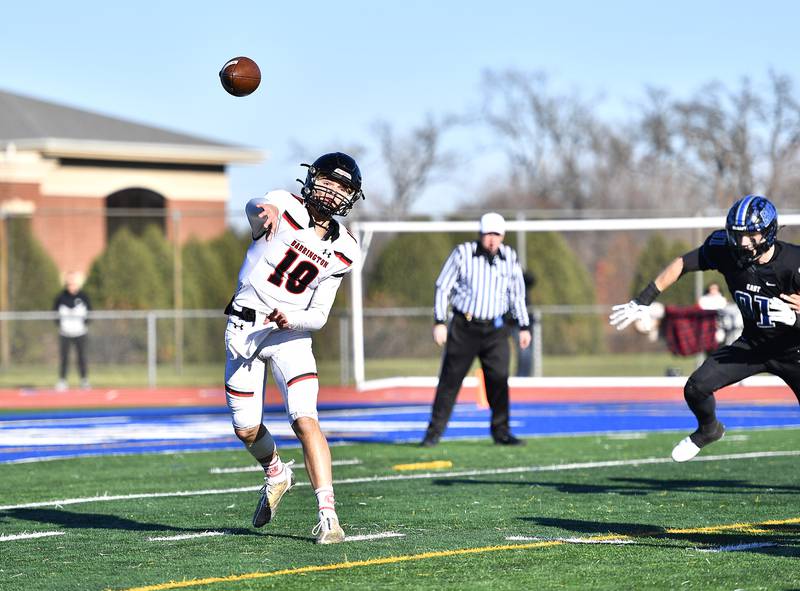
[475,367,489,409]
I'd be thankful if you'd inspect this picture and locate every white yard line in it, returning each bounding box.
[319,406,434,418]
[604,433,648,440]
[148,531,227,542]
[0,531,65,542]
[2,450,799,511]
[697,542,778,553]
[209,458,362,474]
[0,416,133,427]
[344,532,406,542]
[506,535,634,544]
[723,435,750,441]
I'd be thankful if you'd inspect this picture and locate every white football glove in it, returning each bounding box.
[609,300,650,331]
[768,297,798,326]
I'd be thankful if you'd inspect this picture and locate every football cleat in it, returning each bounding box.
[671,421,725,463]
[312,515,345,544]
[671,437,701,463]
[252,460,295,528]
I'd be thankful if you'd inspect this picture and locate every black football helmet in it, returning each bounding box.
[298,152,365,217]
[725,194,778,267]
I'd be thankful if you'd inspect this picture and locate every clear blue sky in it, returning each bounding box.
[0,1,795,219]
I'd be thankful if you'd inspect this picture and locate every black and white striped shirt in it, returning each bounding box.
[434,241,530,328]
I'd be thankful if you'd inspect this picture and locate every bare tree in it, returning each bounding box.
[371,115,456,217]
[638,87,678,162]
[763,70,800,197]
[480,70,551,196]
[479,69,610,211]
[652,73,800,209]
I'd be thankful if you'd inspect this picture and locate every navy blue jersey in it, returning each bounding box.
[699,230,800,350]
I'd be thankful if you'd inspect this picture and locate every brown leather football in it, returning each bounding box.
[219,56,261,97]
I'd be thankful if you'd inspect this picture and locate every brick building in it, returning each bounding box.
[0,90,263,276]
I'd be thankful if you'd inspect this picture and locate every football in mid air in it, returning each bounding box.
[219,56,261,97]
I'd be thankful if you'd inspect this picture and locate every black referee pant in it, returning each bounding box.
[424,313,511,441]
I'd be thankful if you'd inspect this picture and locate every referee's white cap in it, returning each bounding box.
[480,212,506,235]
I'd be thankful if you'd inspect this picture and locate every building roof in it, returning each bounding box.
[0,89,263,165]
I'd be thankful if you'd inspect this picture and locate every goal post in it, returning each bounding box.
[348,214,800,390]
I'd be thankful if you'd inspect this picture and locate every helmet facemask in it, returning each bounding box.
[297,164,364,218]
[726,228,773,267]
[301,170,362,218]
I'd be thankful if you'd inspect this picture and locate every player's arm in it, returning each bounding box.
[779,292,800,312]
[653,248,701,292]
[277,275,344,332]
[610,248,701,331]
[779,267,800,315]
[275,240,361,332]
[775,272,800,326]
[246,191,292,241]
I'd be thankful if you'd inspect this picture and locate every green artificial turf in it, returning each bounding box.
[1,429,798,590]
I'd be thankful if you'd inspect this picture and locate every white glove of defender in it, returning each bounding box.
[768,297,797,326]
[609,300,650,331]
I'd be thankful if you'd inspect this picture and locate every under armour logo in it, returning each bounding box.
[322,249,331,257]
[231,321,245,330]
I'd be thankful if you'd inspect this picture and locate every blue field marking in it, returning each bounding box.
[1,402,799,463]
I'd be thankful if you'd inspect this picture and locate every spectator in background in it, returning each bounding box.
[698,282,727,311]
[698,281,730,346]
[54,272,91,390]
[513,271,536,377]
[699,282,745,345]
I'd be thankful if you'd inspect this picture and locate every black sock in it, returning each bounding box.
[689,418,724,447]
[687,393,717,428]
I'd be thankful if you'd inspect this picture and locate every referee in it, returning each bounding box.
[421,212,531,447]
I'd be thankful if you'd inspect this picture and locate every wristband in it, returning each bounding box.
[635,281,661,306]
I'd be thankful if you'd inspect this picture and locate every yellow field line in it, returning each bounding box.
[117,540,564,591]
[116,516,800,591]
[666,517,800,535]
[392,460,453,471]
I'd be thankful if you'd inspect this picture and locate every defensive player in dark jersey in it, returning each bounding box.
[610,195,800,462]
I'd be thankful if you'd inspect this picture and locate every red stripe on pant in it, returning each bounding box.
[287,373,318,387]
[226,385,254,398]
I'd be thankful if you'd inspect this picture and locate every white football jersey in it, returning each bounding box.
[231,190,361,332]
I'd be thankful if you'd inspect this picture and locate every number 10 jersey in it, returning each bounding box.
[231,190,361,333]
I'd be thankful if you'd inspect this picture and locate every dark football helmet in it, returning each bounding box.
[725,194,778,267]
[298,152,364,218]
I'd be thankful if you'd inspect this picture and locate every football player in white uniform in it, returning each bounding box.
[224,152,364,544]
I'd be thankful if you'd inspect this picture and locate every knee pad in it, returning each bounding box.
[684,377,712,404]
